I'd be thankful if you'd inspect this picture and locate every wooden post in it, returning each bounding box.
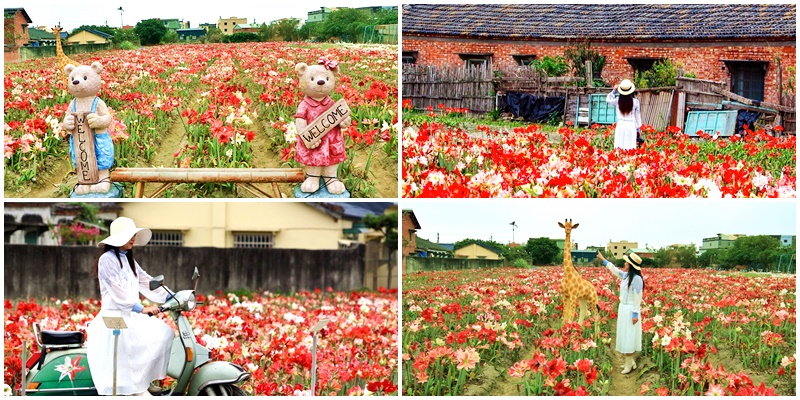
[585,60,593,88]
[71,112,99,184]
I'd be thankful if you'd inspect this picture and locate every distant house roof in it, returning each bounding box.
[28,27,55,41]
[4,8,32,23]
[403,4,796,41]
[234,23,259,29]
[439,243,455,251]
[416,237,452,253]
[69,28,112,39]
[402,209,421,230]
[455,241,502,255]
[338,202,395,220]
[176,28,206,34]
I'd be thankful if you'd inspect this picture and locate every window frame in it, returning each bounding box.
[233,232,275,249]
[724,60,767,102]
[149,230,185,247]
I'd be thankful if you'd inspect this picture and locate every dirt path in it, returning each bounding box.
[5,155,75,198]
[608,332,644,396]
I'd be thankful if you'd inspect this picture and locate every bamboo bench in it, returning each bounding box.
[110,168,304,198]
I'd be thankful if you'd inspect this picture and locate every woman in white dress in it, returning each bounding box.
[596,250,644,374]
[606,79,642,150]
[86,217,174,395]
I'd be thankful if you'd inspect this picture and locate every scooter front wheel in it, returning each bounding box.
[199,384,246,396]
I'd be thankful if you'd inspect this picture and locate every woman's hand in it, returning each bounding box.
[142,305,160,316]
[596,251,605,261]
[632,317,639,325]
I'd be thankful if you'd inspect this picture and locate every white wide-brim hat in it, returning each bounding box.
[618,79,636,95]
[623,252,643,270]
[98,217,151,247]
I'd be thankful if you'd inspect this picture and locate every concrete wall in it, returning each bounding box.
[405,256,504,273]
[4,244,365,299]
[403,37,795,105]
[19,43,111,61]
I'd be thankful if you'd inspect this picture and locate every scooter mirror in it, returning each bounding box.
[149,275,165,290]
[192,267,199,281]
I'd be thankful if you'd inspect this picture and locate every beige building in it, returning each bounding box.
[218,17,247,35]
[607,240,638,259]
[454,243,502,260]
[66,28,111,44]
[120,202,358,249]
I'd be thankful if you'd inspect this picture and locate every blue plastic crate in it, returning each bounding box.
[684,110,738,137]
[588,93,617,124]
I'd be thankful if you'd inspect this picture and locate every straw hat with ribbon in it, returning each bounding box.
[622,252,643,270]
[618,79,636,95]
[98,217,151,247]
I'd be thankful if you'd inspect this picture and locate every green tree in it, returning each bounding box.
[298,21,322,41]
[529,56,570,77]
[372,8,398,25]
[134,19,168,45]
[674,245,698,269]
[272,18,301,41]
[112,28,139,45]
[204,26,223,43]
[564,40,606,84]
[320,8,370,42]
[697,248,728,269]
[634,59,680,89]
[526,237,559,266]
[257,23,274,41]
[162,29,179,44]
[727,235,781,270]
[503,246,529,263]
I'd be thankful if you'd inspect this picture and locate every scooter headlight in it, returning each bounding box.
[183,293,197,311]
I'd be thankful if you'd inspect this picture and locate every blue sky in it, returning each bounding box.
[405,199,797,249]
[17,0,396,31]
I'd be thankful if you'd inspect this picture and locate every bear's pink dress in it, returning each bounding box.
[294,96,346,166]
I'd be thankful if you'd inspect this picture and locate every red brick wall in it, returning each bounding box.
[404,38,795,104]
[4,11,30,48]
[401,212,418,274]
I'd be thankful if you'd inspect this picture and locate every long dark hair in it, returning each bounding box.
[626,266,644,291]
[618,94,634,115]
[94,244,138,282]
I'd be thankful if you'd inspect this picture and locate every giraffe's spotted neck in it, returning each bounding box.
[563,230,574,274]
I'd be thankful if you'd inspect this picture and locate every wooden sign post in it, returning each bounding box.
[71,112,99,184]
[298,99,351,148]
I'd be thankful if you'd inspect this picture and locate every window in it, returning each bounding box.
[24,231,38,245]
[725,61,767,102]
[512,54,537,66]
[233,232,274,248]
[627,57,665,77]
[458,53,492,69]
[402,51,418,64]
[150,230,184,246]
[614,245,618,249]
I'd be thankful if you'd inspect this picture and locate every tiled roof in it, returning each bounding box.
[403,4,796,40]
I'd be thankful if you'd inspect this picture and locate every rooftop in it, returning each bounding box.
[403,4,796,41]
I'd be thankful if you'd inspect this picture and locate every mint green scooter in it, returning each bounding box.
[19,268,250,396]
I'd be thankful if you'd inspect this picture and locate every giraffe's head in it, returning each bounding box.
[558,219,579,234]
[53,26,60,34]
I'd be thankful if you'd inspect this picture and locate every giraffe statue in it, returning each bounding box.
[53,26,78,89]
[558,219,598,326]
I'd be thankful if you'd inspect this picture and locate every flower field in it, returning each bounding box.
[402,266,796,396]
[4,289,398,396]
[4,42,397,197]
[402,120,795,198]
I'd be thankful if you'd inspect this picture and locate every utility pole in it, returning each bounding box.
[510,221,518,243]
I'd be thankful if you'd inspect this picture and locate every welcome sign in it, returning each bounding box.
[298,99,351,148]
[71,112,99,184]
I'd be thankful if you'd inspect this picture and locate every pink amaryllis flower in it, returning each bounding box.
[454,347,480,370]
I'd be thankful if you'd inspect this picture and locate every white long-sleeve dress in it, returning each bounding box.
[86,250,174,395]
[605,91,642,150]
[604,260,643,353]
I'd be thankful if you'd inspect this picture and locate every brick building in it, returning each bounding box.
[402,4,796,105]
[401,209,421,273]
[4,7,32,62]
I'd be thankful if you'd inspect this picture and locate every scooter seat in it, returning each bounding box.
[41,330,84,346]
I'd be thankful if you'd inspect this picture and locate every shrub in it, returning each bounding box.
[529,55,570,77]
[634,59,680,88]
[118,41,136,50]
[513,258,529,268]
